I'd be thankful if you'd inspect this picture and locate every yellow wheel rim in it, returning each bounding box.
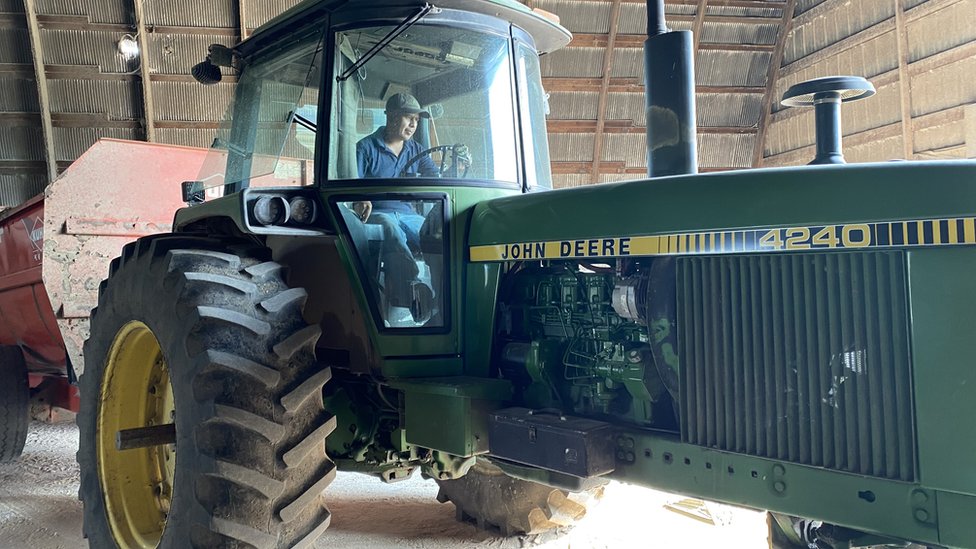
[98,321,176,548]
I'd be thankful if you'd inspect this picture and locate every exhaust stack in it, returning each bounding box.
[644,0,697,177]
[781,76,875,165]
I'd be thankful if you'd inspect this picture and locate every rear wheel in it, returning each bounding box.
[0,345,29,462]
[78,235,335,548]
[434,458,604,536]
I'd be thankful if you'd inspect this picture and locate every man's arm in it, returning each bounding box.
[356,140,369,178]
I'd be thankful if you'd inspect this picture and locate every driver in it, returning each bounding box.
[354,92,435,251]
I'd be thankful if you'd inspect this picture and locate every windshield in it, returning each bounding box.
[196,32,323,195]
[329,24,518,184]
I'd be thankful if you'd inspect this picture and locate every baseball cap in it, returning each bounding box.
[385,93,430,118]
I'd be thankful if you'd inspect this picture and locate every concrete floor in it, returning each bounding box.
[0,420,769,548]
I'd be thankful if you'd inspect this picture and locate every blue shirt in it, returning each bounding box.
[356,127,437,180]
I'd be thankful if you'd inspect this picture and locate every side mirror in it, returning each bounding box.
[181,181,206,205]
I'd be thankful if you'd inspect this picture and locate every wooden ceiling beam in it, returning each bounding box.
[549,119,756,134]
[567,0,785,9]
[132,0,156,142]
[753,0,798,167]
[569,33,774,51]
[590,0,623,181]
[543,77,763,94]
[22,0,58,183]
[893,0,913,159]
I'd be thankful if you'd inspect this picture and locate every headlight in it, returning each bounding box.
[288,196,317,225]
[252,196,290,226]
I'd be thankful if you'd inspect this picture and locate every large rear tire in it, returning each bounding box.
[77,235,335,548]
[0,345,29,462]
[434,458,604,536]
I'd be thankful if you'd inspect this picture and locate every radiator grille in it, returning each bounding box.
[677,252,916,481]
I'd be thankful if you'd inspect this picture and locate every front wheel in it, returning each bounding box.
[77,235,335,548]
[0,345,29,462]
[434,458,604,536]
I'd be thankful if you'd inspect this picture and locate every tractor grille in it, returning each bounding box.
[677,252,916,481]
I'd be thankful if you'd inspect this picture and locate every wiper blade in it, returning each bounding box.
[291,111,317,133]
[337,3,437,82]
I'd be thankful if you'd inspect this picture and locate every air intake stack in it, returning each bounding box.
[644,0,697,177]
[781,76,876,165]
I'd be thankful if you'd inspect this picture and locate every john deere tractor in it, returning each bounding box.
[77,0,976,548]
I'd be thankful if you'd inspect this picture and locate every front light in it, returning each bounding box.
[252,196,290,226]
[288,196,317,225]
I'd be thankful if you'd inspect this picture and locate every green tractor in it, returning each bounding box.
[76,0,976,548]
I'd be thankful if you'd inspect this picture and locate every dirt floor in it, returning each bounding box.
[0,420,769,548]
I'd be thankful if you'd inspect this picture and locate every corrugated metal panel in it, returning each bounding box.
[785,0,894,64]
[706,6,783,18]
[0,77,40,112]
[48,79,138,118]
[548,133,594,162]
[607,92,644,125]
[598,173,638,183]
[148,33,237,75]
[698,133,755,168]
[765,110,814,156]
[795,0,827,14]
[696,50,771,87]
[678,252,917,481]
[914,117,965,154]
[698,93,763,127]
[700,21,779,45]
[0,126,45,160]
[615,2,693,34]
[602,133,646,164]
[841,80,901,135]
[52,126,136,161]
[0,174,46,206]
[39,28,128,72]
[0,0,23,12]
[36,0,127,24]
[610,47,644,79]
[845,134,904,163]
[910,55,976,116]
[541,47,604,78]
[547,90,599,120]
[155,127,222,149]
[534,0,610,34]
[247,0,305,29]
[146,0,234,28]
[0,27,33,63]
[905,0,976,62]
[552,173,593,189]
[152,81,234,121]
[773,32,899,113]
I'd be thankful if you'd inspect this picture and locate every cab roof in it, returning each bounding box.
[246,0,572,55]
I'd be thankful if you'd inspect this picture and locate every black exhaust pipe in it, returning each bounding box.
[644,0,697,177]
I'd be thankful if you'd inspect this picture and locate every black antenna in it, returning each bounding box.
[782,76,876,165]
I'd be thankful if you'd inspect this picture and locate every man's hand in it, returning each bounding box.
[455,144,472,169]
[352,201,372,222]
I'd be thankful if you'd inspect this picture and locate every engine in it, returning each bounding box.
[495,260,678,431]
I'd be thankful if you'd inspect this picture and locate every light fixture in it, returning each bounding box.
[117,34,140,61]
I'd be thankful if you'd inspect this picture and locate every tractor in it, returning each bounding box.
[75,0,976,548]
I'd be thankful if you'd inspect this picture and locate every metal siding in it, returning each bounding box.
[548,132,595,162]
[607,92,645,126]
[0,77,40,112]
[247,0,306,29]
[698,133,755,168]
[844,133,904,164]
[785,0,895,64]
[547,90,600,120]
[35,0,127,23]
[700,21,780,45]
[697,93,763,127]
[541,47,605,78]
[155,127,222,149]
[610,47,643,79]
[0,173,46,206]
[696,50,771,87]
[0,126,45,160]
[148,33,237,75]
[914,117,965,154]
[706,5,783,18]
[48,79,139,118]
[552,173,593,189]
[146,0,235,28]
[910,56,976,117]
[534,0,610,34]
[905,0,976,63]
[678,253,916,482]
[151,81,234,121]
[39,28,129,72]
[601,132,646,164]
[0,27,33,63]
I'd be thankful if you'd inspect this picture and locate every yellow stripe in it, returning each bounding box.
[902,222,909,245]
[915,222,924,245]
[966,218,976,244]
[470,245,505,262]
[932,220,942,244]
[948,219,959,244]
[720,232,726,251]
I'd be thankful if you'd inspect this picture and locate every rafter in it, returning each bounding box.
[569,33,774,51]
[590,0,623,182]
[22,0,57,183]
[236,0,248,41]
[752,0,797,167]
[543,77,764,94]
[692,0,709,53]
[132,0,156,142]
[893,0,913,159]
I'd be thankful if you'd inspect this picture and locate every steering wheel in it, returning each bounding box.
[399,144,471,178]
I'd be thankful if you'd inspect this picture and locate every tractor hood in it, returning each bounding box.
[468,161,976,262]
